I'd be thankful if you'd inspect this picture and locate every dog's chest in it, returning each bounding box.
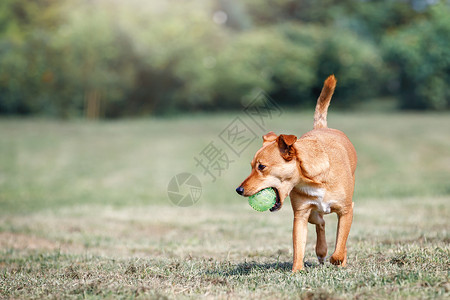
[293,185,332,213]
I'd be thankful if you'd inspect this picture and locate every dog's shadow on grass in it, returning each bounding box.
[211,261,320,276]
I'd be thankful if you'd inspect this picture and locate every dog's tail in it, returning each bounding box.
[313,75,337,129]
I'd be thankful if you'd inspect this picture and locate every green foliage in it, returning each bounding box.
[278,24,385,106]
[0,0,448,117]
[383,3,450,110]
[213,27,316,108]
[0,0,66,115]
[48,5,135,117]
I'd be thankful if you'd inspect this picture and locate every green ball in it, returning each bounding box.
[248,188,277,212]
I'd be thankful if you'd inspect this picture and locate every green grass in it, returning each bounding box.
[0,112,449,299]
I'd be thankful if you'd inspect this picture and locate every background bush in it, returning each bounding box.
[383,3,450,110]
[0,0,448,118]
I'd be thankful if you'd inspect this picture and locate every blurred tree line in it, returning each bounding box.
[0,0,448,118]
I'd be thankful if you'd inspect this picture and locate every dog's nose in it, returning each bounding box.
[236,186,244,195]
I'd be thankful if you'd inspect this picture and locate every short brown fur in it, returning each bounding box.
[237,75,357,272]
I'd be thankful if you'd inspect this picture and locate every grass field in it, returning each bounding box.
[0,112,449,299]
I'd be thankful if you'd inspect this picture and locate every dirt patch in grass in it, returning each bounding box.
[0,232,64,251]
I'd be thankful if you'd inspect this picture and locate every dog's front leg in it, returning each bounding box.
[292,209,311,272]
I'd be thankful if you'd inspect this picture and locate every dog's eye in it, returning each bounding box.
[258,164,266,171]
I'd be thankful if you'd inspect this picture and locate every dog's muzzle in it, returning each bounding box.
[235,186,244,195]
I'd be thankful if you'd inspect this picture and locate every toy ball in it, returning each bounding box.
[248,188,277,212]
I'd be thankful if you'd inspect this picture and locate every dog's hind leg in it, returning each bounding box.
[330,202,353,266]
[309,211,327,264]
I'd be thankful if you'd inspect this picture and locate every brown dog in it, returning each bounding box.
[236,75,357,272]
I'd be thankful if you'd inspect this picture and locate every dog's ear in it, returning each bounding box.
[277,134,297,161]
[295,138,330,183]
[262,131,277,146]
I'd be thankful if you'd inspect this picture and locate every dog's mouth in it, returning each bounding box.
[269,188,282,212]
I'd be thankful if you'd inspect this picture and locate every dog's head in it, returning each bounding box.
[236,131,330,211]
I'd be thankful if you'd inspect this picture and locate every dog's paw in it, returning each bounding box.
[330,254,347,266]
[317,256,326,264]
